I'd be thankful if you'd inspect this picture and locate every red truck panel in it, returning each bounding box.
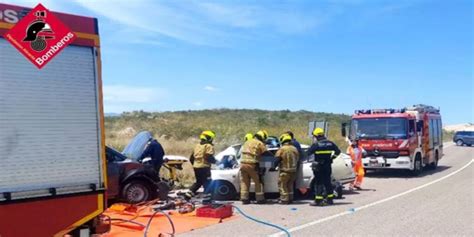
[0,193,104,237]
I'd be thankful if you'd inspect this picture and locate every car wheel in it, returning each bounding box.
[429,151,439,170]
[122,180,151,204]
[335,184,343,199]
[211,180,237,201]
[456,139,464,146]
[411,154,422,176]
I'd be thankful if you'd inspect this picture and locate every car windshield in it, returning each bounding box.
[122,131,152,160]
[351,118,408,139]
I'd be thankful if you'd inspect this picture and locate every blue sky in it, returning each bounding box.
[9,0,473,124]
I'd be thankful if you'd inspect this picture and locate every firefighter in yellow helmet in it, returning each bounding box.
[275,133,299,204]
[307,127,341,206]
[186,130,216,200]
[239,130,269,204]
[244,133,253,142]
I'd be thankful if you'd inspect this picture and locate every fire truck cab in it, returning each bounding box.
[345,104,443,175]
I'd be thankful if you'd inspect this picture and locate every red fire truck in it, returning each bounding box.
[343,104,443,175]
[0,3,108,236]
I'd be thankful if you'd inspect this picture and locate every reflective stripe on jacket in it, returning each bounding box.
[241,138,267,164]
[306,138,341,166]
[275,144,299,172]
[192,143,215,168]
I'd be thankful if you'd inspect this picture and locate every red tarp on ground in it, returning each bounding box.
[101,204,236,237]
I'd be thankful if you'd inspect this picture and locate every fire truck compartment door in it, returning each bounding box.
[0,39,104,199]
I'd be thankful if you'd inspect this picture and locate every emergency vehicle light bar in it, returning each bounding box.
[355,108,406,114]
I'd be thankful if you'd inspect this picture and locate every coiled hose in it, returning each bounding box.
[143,209,176,237]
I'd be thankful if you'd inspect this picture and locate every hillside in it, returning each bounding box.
[105,109,351,155]
[444,123,474,132]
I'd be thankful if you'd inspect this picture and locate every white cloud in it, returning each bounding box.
[103,85,166,103]
[193,101,203,107]
[73,0,330,46]
[204,85,218,91]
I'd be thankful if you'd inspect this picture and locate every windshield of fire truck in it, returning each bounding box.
[351,118,408,139]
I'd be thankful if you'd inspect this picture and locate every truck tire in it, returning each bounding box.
[456,139,464,146]
[211,180,237,200]
[411,154,423,176]
[122,180,151,204]
[429,151,439,170]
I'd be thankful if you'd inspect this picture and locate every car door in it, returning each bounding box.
[244,154,280,193]
[332,153,355,184]
[261,154,280,193]
[468,132,474,144]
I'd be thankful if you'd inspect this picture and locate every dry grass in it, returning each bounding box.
[105,109,351,155]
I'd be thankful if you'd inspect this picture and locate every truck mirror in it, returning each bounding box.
[341,123,347,137]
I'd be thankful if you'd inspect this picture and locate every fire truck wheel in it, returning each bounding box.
[411,155,423,176]
[429,151,439,170]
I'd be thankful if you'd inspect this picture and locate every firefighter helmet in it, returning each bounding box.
[279,133,292,144]
[200,130,216,142]
[255,130,268,141]
[244,133,253,142]
[312,127,325,137]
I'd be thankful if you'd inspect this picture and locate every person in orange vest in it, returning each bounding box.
[347,138,366,190]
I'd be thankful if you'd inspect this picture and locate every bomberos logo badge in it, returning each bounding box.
[5,3,76,69]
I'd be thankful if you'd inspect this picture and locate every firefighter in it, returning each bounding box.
[240,130,269,204]
[275,133,299,204]
[186,130,216,200]
[347,138,366,190]
[307,127,341,206]
[236,133,254,162]
[244,132,254,142]
[138,136,165,178]
[286,131,302,156]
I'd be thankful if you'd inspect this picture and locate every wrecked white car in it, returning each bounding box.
[210,139,356,200]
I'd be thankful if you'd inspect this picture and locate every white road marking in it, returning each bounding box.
[269,157,474,237]
[444,143,454,148]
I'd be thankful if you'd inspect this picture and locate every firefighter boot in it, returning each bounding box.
[310,200,323,206]
[327,194,334,205]
[279,200,290,205]
[256,199,267,204]
[241,199,250,205]
[310,196,324,206]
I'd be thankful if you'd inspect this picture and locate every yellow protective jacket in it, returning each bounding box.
[275,144,299,172]
[241,138,267,164]
[192,143,215,168]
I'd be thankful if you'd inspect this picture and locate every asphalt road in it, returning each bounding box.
[180,144,474,237]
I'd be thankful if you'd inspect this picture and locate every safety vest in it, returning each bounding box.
[241,138,266,164]
[275,144,299,172]
[192,143,214,168]
[347,145,363,165]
